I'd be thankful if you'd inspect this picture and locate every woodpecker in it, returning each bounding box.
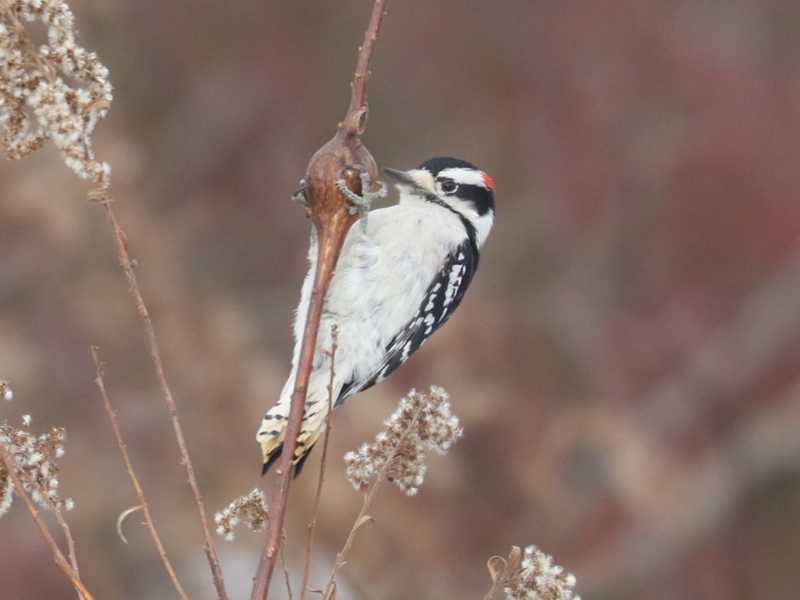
[258,156,495,475]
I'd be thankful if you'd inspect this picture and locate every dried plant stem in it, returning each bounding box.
[483,581,500,600]
[482,554,514,600]
[250,2,389,598]
[53,508,80,581]
[300,326,339,600]
[0,445,94,600]
[280,534,294,600]
[343,0,390,132]
[90,346,190,600]
[322,404,425,599]
[250,201,350,600]
[95,198,228,600]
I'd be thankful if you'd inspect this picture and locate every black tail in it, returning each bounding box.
[261,443,283,475]
[260,442,316,478]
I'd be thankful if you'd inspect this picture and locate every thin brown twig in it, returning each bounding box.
[250,2,390,598]
[483,579,500,600]
[322,402,426,599]
[279,533,294,600]
[0,445,94,600]
[483,577,501,600]
[96,198,228,600]
[300,325,339,600]
[342,0,390,135]
[53,507,81,582]
[90,346,190,600]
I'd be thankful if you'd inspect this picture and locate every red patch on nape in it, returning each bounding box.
[482,172,496,191]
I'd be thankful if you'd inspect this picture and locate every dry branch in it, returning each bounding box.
[250,1,390,598]
[97,199,229,600]
[91,346,190,600]
[53,507,81,585]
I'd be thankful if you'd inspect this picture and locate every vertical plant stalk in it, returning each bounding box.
[322,403,425,599]
[90,346,190,600]
[0,445,94,600]
[300,325,339,600]
[53,507,81,584]
[279,538,294,600]
[250,1,390,598]
[97,199,229,600]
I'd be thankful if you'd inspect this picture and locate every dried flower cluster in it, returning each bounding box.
[0,0,112,186]
[344,386,462,495]
[214,488,269,541]
[0,413,73,518]
[498,545,580,600]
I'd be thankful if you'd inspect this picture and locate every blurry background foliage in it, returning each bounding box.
[2,1,800,599]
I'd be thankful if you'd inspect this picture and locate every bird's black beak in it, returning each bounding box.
[383,167,416,184]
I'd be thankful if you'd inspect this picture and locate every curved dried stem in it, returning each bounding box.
[91,346,190,600]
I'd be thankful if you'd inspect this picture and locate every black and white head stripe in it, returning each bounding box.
[418,156,495,216]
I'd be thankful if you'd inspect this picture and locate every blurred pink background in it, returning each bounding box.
[2,1,800,598]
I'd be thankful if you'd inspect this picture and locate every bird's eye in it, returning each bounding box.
[439,178,457,194]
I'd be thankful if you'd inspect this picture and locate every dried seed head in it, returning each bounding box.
[1,408,73,518]
[501,545,580,600]
[344,386,462,495]
[214,488,269,541]
[1,0,113,188]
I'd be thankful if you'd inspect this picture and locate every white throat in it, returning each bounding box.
[397,188,494,248]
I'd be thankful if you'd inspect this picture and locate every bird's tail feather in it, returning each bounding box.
[257,391,330,476]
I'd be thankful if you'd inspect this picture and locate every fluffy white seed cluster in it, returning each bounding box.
[503,545,580,600]
[344,386,463,496]
[0,413,73,518]
[214,488,269,542]
[0,0,112,187]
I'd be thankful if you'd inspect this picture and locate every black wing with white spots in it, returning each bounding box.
[338,238,479,404]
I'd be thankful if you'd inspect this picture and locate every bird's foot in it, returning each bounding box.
[336,165,387,230]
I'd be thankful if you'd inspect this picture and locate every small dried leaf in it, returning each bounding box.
[116,504,144,544]
[506,545,522,573]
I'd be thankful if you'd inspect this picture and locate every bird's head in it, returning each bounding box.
[384,156,495,246]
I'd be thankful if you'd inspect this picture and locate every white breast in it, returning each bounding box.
[285,198,469,402]
[328,200,468,383]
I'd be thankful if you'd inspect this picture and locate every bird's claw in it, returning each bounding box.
[335,166,387,231]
